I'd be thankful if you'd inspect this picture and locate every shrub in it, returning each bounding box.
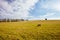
[37,24,41,27]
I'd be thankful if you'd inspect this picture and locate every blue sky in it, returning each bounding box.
[29,0,60,20]
[0,0,60,20]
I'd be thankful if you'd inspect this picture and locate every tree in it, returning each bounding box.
[45,18,47,20]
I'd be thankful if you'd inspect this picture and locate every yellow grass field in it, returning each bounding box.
[0,20,60,40]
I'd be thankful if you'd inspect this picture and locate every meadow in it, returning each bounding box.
[0,20,60,40]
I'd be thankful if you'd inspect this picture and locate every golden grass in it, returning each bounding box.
[0,20,60,40]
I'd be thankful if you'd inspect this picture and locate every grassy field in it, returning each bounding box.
[0,20,60,40]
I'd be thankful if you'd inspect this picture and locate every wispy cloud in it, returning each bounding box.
[29,12,56,20]
[39,12,56,20]
[29,0,60,20]
[0,0,60,20]
[0,0,39,19]
[39,0,60,20]
[41,0,60,11]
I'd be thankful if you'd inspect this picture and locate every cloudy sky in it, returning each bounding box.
[0,0,60,20]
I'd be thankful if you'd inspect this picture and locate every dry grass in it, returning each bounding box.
[0,20,60,40]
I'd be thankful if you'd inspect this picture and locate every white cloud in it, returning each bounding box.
[37,0,60,20]
[39,12,56,20]
[52,3,60,11]
[41,0,60,11]
[47,18,60,20]
[0,0,39,19]
[41,13,55,18]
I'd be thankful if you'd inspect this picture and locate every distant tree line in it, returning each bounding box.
[0,19,28,22]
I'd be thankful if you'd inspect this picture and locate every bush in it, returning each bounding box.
[37,24,41,27]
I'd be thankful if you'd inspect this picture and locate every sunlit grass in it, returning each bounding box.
[0,20,60,40]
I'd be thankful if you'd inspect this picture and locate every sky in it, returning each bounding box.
[0,0,60,20]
